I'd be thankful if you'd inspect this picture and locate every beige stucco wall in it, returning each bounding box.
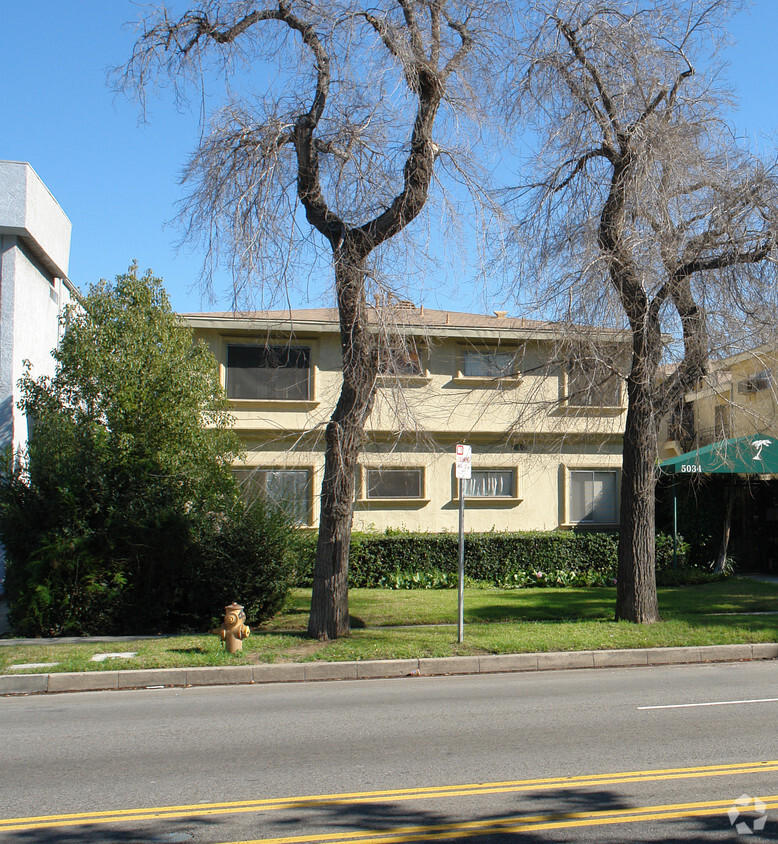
[192,319,625,533]
[673,349,778,449]
[233,437,622,532]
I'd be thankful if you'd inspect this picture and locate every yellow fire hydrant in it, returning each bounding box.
[211,603,250,654]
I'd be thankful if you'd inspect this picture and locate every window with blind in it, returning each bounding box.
[226,344,310,400]
[364,468,423,499]
[234,468,312,525]
[569,470,617,524]
[462,348,517,379]
[463,469,515,498]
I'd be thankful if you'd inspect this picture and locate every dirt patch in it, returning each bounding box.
[248,639,329,663]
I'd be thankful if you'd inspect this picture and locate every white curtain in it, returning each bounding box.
[464,470,514,497]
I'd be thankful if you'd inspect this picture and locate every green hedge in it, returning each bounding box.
[294,530,692,589]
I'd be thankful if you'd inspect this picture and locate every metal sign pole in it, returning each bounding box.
[455,443,470,644]
[458,476,465,643]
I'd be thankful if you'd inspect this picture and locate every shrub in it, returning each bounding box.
[193,501,296,628]
[0,268,294,636]
[294,529,688,589]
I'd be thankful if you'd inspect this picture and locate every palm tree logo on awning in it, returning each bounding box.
[752,439,772,461]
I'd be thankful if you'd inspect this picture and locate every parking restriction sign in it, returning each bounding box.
[455,444,472,479]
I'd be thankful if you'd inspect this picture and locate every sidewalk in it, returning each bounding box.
[2,642,777,696]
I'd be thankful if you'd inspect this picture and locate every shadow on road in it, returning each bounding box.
[4,787,774,843]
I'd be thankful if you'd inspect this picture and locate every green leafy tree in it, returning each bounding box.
[0,266,293,635]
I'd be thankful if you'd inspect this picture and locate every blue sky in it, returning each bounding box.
[2,1,777,315]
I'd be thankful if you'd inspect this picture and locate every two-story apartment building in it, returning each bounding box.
[185,307,627,533]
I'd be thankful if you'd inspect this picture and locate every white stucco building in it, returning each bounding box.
[0,161,77,588]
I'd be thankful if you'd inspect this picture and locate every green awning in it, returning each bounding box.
[659,434,778,475]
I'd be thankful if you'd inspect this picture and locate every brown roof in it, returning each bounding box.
[182,306,554,330]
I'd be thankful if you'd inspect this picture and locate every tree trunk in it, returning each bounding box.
[307,417,360,640]
[615,379,661,623]
[713,485,735,573]
[307,248,376,640]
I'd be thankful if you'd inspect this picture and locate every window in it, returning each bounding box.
[569,470,617,524]
[378,345,424,377]
[463,469,515,498]
[668,401,695,445]
[462,348,517,379]
[738,369,772,394]
[234,468,312,525]
[567,358,621,407]
[365,468,423,499]
[226,344,310,400]
[714,404,732,441]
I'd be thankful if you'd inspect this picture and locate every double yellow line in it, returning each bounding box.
[228,796,778,843]
[1,760,776,836]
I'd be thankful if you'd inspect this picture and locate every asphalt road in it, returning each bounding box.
[1,660,777,842]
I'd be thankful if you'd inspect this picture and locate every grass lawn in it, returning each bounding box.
[1,578,776,673]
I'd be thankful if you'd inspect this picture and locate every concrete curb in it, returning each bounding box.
[1,642,777,696]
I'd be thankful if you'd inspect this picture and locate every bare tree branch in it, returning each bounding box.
[504,0,778,624]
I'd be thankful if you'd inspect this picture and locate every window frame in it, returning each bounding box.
[357,465,429,506]
[451,465,522,505]
[737,369,773,395]
[561,466,620,528]
[233,465,315,527]
[221,337,319,407]
[453,344,522,387]
[376,339,431,386]
[559,361,625,415]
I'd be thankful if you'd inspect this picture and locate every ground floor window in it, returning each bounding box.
[234,467,312,525]
[569,469,617,524]
[464,469,515,498]
[365,468,423,499]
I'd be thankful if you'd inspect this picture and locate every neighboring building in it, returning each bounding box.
[658,349,778,573]
[661,346,778,458]
[0,161,77,588]
[185,307,627,533]
[0,161,76,454]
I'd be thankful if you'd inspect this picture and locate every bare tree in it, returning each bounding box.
[116,0,505,639]
[505,0,778,622]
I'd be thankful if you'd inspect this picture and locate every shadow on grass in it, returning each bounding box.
[466,596,613,623]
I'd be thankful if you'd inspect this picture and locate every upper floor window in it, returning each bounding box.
[569,469,617,524]
[365,467,423,499]
[378,345,424,377]
[462,348,518,379]
[567,358,621,407]
[226,344,310,401]
[738,369,772,394]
